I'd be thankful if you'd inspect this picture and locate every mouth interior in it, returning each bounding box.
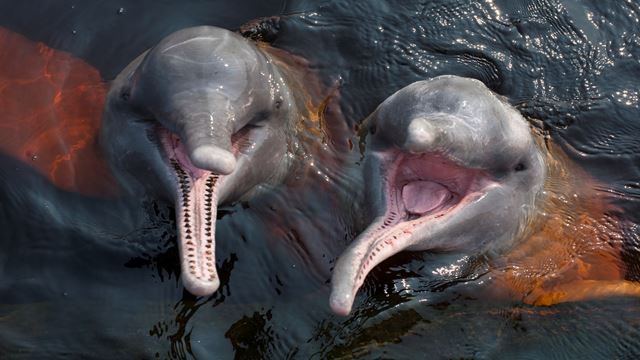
[382,153,488,228]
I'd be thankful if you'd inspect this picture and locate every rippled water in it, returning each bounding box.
[1,0,640,358]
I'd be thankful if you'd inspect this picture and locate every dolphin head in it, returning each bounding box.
[330,76,545,315]
[101,26,294,296]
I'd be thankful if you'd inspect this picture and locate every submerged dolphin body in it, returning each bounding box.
[101,26,298,296]
[330,76,547,316]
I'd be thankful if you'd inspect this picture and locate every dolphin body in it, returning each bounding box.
[101,26,298,296]
[330,76,547,316]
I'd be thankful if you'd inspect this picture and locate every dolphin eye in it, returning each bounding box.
[514,163,526,172]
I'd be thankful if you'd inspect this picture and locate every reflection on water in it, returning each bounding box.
[1,0,640,358]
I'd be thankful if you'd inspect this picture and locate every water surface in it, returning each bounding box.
[1,0,639,358]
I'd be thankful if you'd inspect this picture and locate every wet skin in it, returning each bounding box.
[101,26,298,296]
[329,76,547,316]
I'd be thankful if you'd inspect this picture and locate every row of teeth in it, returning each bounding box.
[356,201,400,282]
[171,159,219,281]
[355,178,411,282]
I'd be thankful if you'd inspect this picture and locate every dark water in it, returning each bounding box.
[1,0,640,359]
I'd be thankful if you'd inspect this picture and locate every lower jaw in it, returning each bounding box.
[171,159,222,295]
[159,129,224,296]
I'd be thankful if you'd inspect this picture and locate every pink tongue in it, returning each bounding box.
[402,181,450,214]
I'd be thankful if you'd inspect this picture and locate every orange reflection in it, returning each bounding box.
[493,136,640,304]
[0,27,116,196]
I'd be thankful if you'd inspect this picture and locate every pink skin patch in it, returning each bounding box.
[330,151,496,316]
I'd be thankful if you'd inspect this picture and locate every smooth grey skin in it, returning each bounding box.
[100,26,297,295]
[330,76,546,315]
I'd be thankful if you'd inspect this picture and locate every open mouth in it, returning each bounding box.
[378,152,492,231]
[156,124,260,296]
[158,128,221,295]
[330,150,497,315]
[330,151,495,315]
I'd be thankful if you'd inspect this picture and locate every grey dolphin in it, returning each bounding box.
[101,26,298,296]
[329,76,546,316]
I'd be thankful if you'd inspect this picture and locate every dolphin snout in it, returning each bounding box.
[190,145,236,175]
[329,292,354,317]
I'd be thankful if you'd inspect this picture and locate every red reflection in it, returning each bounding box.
[0,27,117,196]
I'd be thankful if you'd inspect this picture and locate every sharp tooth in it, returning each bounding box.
[169,156,222,296]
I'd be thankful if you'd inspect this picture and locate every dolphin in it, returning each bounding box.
[101,26,299,296]
[329,76,547,316]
